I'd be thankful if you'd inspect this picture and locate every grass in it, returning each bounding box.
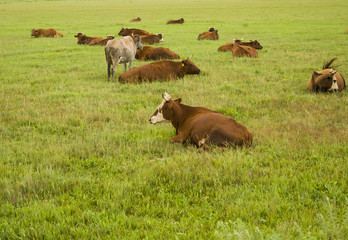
[1,0,348,239]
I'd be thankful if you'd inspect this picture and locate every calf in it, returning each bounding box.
[89,35,115,46]
[232,44,258,58]
[31,28,63,38]
[167,18,184,24]
[149,91,253,148]
[105,35,143,82]
[130,17,141,22]
[136,46,180,61]
[197,28,219,40]
[307,58,346,92]
[74,33,103,45]
[118,27,151,37]
[140,34,163,44]
[118,56,200,83]
[218,39,263,51]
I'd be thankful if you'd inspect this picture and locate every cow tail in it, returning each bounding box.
[340,73,346,89]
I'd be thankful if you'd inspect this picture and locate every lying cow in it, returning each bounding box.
[118,56,200,83]
[136,46,180,61]
[74,33,103,45]
[105,35,143,82]
[232,44,258,58]
[118,27,151,37]
[197,28,219,40]
[218,39,263,51]
[130,17,141,22]
[167,18,184,24]
[149,91,253,148]
[31,28,63,38]
[307,58,346,92]
[140,34,163,44]
[89,35,115,46]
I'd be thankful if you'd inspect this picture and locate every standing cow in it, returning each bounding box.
[105,35,143,82]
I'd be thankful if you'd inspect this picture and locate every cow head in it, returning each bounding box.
[31,29,38,37]
[209,27,215,32]
[149,91,182,124]
[74,33,83,38]
[132,34,143,50]
[250,40,263,49]
[157,34,164,42]
[181,56,201,74]
[180,18,184,23]
[311,69,339,92]
[118,27,129,36]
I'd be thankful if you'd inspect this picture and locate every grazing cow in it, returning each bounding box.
[118,56,200,83]
[31,28,63,38]
[307,58,346,92]
[105,35,143,82]
[149,91,253,148]
[118,27,151,37]
[74,33,103,45]
[218,39,263,51]
[140,34,164,44]
[130,17,141,22]
[136,46,180,61]
[167,18,184,24]
[232,44,258,58]
[89,35,115,46]
[197,28,219,40]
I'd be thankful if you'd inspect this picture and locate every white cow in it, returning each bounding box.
[105,35,143,82]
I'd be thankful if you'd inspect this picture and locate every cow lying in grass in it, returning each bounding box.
[218,39,263,51]
[198,28,219,40]
[149,91,253,148]
[118,56,200,83]
[74,33,103,45]
[130,17,141,22]
[118,27,152,37]
[232,44,258,58]
[136,46,180,61]
[89,35,115,46]
[307,58,346,92]
[31,28,63,38]
[167,18,184,24]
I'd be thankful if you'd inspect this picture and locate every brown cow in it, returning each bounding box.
[149,91,253,148]
[140,34,163,44]
[31,28,63,38]
[218,39,263,51]
[197,28,219,40]
[130,17,141,22]
[307,58,346,92]
[232,44,258,58]
[118,56,200,83]
[167,18,184,24]
[89,35,115,46]
[74,33,103,45]
[118,27,152,36]
[136,46,180,61]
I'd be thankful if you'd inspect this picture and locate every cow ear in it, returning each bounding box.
[174,98,182,103]
[313,71,322,76]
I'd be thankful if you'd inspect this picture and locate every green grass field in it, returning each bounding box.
[1,0,347,239]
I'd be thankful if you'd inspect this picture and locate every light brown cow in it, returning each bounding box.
[232,44,258,58]
[136,46,180,61]
[89,35,115,46]
[74,33,103,45]
[140,34,163,44]
[118,57,200,83]
[197,28,219,40]
[149,91,253,148]
[167,18,184,24]
[130,17,141,22]
[31,28,63,38]
[218,40,263,51]
[118,27,152,37]
[307,58,346,92]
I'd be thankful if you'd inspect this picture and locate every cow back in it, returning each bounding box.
[232,44,258,58]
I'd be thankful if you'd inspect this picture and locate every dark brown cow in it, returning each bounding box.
[130,17,141,22]
[136,46,180,61]
[140,34,163,44]
[167,18,184,24]
[307,58,346,92]
[89,35,115,46]
[232,44,258,58]
[218,40,263,51]
[118,56,200,83]
[197,28,219,40]
[74,33,103,45]
[118,27,152,36]
[149,91,253,148]
[31,28,63,38]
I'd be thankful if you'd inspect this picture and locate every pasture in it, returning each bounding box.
[1,0,347,239]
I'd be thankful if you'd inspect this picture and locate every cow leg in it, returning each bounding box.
[111,64,117,82]
[128,60,133,70]
[123,63,127,72]
[169,133,186,143]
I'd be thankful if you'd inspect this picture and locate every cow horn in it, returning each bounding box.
[332,69,338,74]
[188,55,193,59]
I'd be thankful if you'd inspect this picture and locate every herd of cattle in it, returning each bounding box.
[30,18,346,148]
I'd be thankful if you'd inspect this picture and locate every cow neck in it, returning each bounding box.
[170,101,207,131]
